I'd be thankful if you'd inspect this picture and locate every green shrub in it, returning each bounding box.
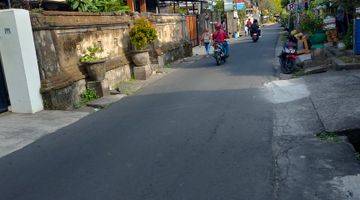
[344,23,353,49]
[80,44,104,63]
[74,88,99,108]
[299,11,324,34]
[178,7,187,15]
[129,18,158,50]
[280,9,289,27]
[81,89,98,102]
[67,0,129,13]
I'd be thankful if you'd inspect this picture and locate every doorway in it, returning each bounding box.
[0,57,9,113]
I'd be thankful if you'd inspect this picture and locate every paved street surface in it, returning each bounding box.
[1,26,279,200]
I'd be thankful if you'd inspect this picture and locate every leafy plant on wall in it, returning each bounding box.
[67,0,130,13]
[80,44,106,63]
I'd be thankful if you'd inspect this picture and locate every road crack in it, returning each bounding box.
[207,112,226,142]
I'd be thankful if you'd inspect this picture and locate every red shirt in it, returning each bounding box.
[246,21,252,27]
[213,30,227,43]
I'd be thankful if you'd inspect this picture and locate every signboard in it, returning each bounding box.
[323,16,336,30]
[234,11,238,19]
[287,3,295,11]
[236,3,245,10]
[208,4,214,11]
[224,0,234,12]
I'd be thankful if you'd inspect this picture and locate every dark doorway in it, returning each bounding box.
[134,0,141,12]
[146,0,157,13]
[0,58,10,113]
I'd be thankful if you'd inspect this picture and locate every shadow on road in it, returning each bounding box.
[0,88,274,200]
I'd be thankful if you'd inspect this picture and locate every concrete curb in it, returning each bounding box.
[273,31,284,79]
[87,94,127,109]
[332,56,360,71]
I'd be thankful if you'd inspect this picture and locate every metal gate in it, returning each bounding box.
[186,15,199,47]
[0,59,9,113]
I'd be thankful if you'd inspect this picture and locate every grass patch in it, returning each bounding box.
[338,56,360,64]
[121,88,136,95]
[316,131,340,143]
[355,152,360,161]
[114,78,140,95]
[73,89,99,109]
[280,33,288,42]
[31,8,44,13]
[292,69,305,78]
[165,63,172,68]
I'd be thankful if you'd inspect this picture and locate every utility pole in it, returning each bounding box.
[296,0,300,29]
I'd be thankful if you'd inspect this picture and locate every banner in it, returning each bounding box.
[224,0,234,12]
[236,3,245,10]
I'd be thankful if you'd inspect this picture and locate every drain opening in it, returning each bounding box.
[343,129,360,160]
[346,130,360,152]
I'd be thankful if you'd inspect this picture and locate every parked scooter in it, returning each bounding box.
[213,42,226,66]
[279,40,297,74]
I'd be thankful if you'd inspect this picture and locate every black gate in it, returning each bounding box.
[0,59,9,113]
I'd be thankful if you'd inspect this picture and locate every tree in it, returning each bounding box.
[273,0,282,13]
[214,0,225,22]
[281,0,290,8]
[253,0,282,21]
[214,0,224,13]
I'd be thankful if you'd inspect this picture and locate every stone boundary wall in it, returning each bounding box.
[31,11,191,110]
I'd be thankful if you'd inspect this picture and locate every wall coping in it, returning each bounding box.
[37,11,184,17]
[36,11,130,16]
[31,12,131,30]
[31,11,185,30]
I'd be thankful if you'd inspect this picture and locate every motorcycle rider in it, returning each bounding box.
[250,19,261,37]
[212,22,229,57]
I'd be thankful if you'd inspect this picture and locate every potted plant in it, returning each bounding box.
[129,18,157,79]
[80,44,107,81]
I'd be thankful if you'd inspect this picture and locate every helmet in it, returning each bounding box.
[215,22,221,30]
[290,30,298,36]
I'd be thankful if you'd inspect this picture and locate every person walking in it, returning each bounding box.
[244,25,249,36]
[201,29,212,56]
[246,19,252,37]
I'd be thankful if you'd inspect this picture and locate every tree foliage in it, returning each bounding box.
[254,0,282,16]
[281,0,290,8]
[214,0,224,13]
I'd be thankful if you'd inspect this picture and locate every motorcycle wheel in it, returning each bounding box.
[216,56,221,66]
[281,59,295,74]
[280,57,290,74]
[287,60,295,73]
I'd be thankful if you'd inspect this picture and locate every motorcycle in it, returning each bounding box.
[279,45,297,74]
[251,32,259,42]
[213,42,226,66]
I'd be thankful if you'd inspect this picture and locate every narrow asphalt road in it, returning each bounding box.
[0,25,280,200]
